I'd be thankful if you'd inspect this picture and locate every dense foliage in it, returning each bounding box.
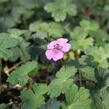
[0,0,109,109]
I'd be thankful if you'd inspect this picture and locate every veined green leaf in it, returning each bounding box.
[7,61,38,85]
[48,66,77,97]
[64,84,92,109]
[44,0,77,22]
[29,21,65,37]
[86,44,109,68]
[21,89,44,109]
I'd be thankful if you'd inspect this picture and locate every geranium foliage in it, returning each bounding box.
[0,0,109,109]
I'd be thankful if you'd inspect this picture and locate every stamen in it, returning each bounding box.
[53,43,62,50]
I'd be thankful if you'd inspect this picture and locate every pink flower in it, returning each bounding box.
[45,38,71,61]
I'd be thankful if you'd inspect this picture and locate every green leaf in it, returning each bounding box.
[7,47,21,62]
[32,83,48,95]
[8,28,26,36]
[99,87,109,109]
[56,66,77,80]
[7,61,38,85]
[67,3,77,16]
[0,33,19,60]
[44,0,77,22]
[47,22,65,37]
[40,99,60,109]
[80,20,99,31]
[48,66,77,97]
[49,78,73,98]
[93,87,109,109]
[70,27,93,51]
[89,29,109,46]
[0,33,19,49]
[29,21,48,32]
[8,29,30,61]
[21,83,47,109]
[64,84,92,109]
[0,15,16,31]
[32,32,48,39]
[86,44,109,68]
[11,6,34,23]
[0,48,12,60]
[80,66,96,81]
[11,0,36,9]
[79,55,98,68]
[70,20,100,51]
[19,41,30,61]
[29,21,65,37]
[21,89,44,109]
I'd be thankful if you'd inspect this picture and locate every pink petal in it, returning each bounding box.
[62,43,71,52]
[45,50,53,60]
[47,41,57,49]
[57,38,68,46]
[52,51,64,61]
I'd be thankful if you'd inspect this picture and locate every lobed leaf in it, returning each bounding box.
[44,0,77,22]
[7,61,38,85]
[48,66,77,97]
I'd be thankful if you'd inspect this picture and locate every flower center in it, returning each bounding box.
[54,44,62,50]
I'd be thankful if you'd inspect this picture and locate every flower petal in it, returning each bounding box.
[62,43,71,52]
[45,50,53,60]
[57,38,68,46]
[52,51,64,61]
[47,41,57,49]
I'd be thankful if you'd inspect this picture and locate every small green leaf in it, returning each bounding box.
[32,83,48,95]
[56,66,77,80]
[86,44,109,68]
[80,20,99,31]
[7,61,38,85]
[48,66,77,97]
[89,29,109,46]
[0,33,19,49]
[49,78,73,98]
[64,84,92,109]
[44,0,77,22]
[99,87,109,109]
[11,0,36,9]
[21,89,44,109]
[0,33,19,60]
[40,99,60,109]
[80,66,96,81]
[32,32,48,39]
[29,21,65,37]
[8,28,26,36]
[70,27,93,51]
[0,48,12,60]
[93,87,109,109]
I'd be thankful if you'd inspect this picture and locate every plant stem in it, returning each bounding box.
[4,61,22,76]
